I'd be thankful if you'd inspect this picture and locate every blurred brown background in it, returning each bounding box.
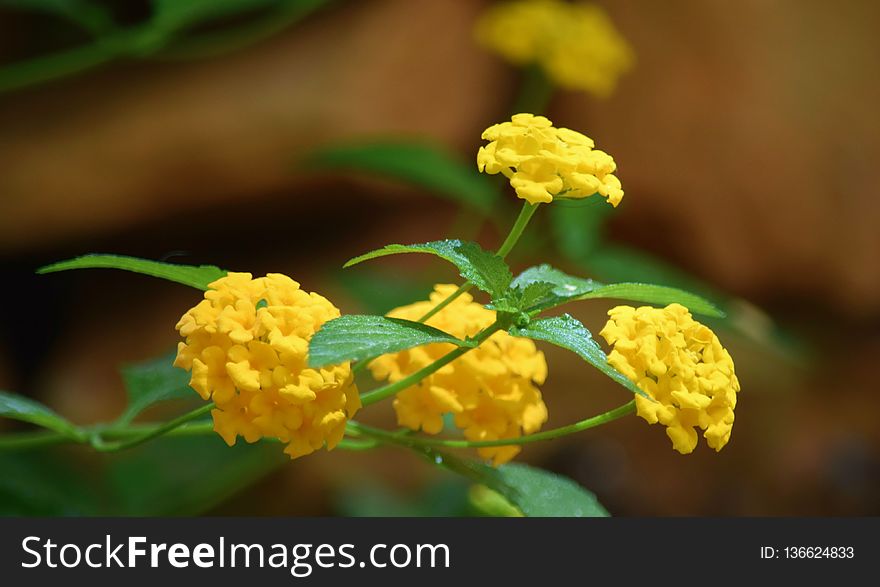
[1,0,878,515]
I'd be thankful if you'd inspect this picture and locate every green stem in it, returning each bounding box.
[414,202,537,325]
[416,282,473,324]
[354,201,539,376]
[510,65,556,115]
[495,202,539,259]
[90,402,215,452]
[359,321,504,407]
[0,429,71,451]
[347,400,634,449]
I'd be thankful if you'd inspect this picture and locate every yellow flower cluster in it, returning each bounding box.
[599,304,740,454]
[475,0,634,97]
[369,285,548,465]
[477,113,623,206]
[174,272,360,459]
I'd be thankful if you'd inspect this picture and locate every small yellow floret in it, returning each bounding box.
[369,285,548,466]
[475,0,634,97]
[599,304,740,454]
[174,272,360,459]
[477,113,623,206]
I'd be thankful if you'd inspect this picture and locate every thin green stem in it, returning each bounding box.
[90,402,215,452]
[347,400,634,449]
[0,429,70,451]
[359,321,504,407]
[495,202,539,259]
[354,201,539,376]
[417,282,473,324]
[415,202,537,325]
[510,65,555,115]
[335,437,380,451]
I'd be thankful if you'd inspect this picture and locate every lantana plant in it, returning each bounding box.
[0,113,739,517]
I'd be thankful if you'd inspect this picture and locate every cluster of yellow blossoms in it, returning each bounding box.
[599,304,740,454]
[475,0,634,97]
[478,113,623,206]
[369,285,549,465]
[174,272,360,459]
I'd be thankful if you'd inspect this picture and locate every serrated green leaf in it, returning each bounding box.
[37,254,226,290]
[511,264,600,311]
[487,280,557,314]
[0,391,81,438]
[511,264,722,317]
[577,282,724,318]
[307,141,496,214]
[308,315,470,369]
[437,452,608,517]
[510,315,646,398]
[116,351,197,425]
[345,240,512,298]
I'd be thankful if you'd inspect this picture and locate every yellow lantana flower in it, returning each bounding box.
[475,0,634,97]
[599,304,740,454]
[174,272,360,459]
[477,113,623,206]
[369,285,548,466]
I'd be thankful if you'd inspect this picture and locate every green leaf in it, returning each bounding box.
[307,141,497,214]
[37,254,226,290]
[116,351,196,425]
[511,264,600,311]
[579,283,724,318]
[587,244,727,310]
[510,315,646,398]
[437,452,608,517]
[309,315,470,369]
[0,391,81,438]
[511,264,723,317]
[345,240,512,298]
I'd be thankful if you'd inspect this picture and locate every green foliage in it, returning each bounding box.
[116,351,197,425]
[0,0,331,93]
[307,141,497,214]
[0,391,81,439]
[345,240,513,299]
[579,283,723,317]
[510,315,646,398]
[438,451,609,517]
[308,315,471,369]
[510,264,599,311]
[38,254,226,290]
[510,264,722,317]
[0,437,283,515]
